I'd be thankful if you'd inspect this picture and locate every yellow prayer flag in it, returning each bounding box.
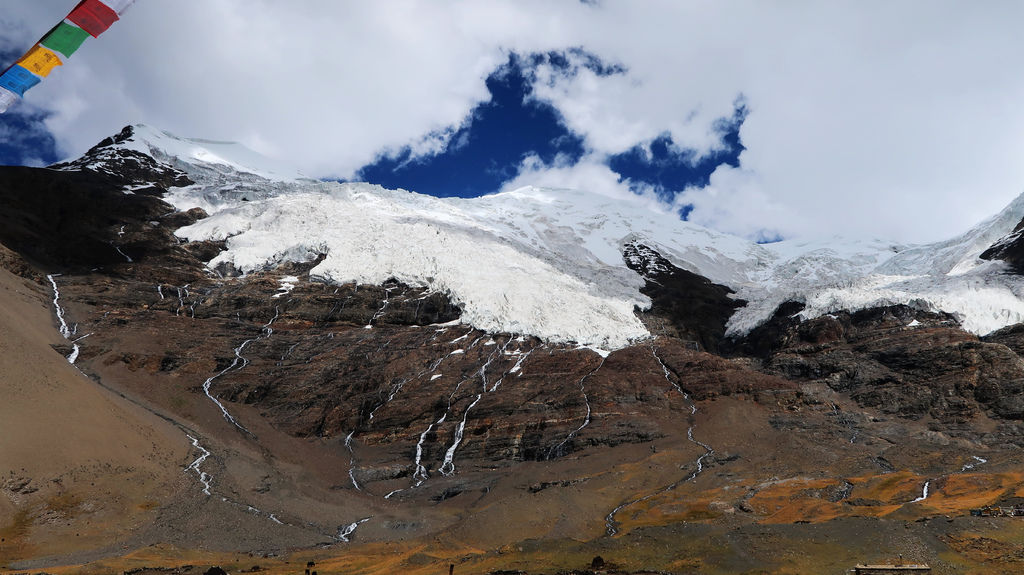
[17,44,63,78]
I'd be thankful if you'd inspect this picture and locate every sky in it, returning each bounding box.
[1,1,1024,244]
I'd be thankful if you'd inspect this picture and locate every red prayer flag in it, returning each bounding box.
[68,0,119,38]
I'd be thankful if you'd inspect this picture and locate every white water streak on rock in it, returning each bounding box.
[438,393,482,476]
[344,430,361,491]
[281,342,300,361]
[605,344,715,536]
[46,274,80,364]
[183,435,297,528]
[685,426,714,482]
[548,354,604,459]
[114,244,133,263]
[911,480,931,503]
[435,341,502,475]
[365,286,397,328]
[338,517,371,542]
[368,339,457,427]
[962,455,987,471]
[185,434,212,495]
[441,339,530,475]
[413,414,446,485]
[201,306,279,433]
[505,346,535,379]
[175,285,188,316]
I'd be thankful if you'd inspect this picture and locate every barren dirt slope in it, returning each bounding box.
[0,260,188,567]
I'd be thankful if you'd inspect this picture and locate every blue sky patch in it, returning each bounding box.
[0,49,59,167]
[356,53,585,198]
[355,50,746,211]
[609,101,746,205]
[0,106,60,167]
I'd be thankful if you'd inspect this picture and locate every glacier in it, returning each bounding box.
[108,125,1024,349]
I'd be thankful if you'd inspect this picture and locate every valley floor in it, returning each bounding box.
[5,264,1024,575]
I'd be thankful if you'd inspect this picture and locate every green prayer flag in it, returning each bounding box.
[41,22,90,58]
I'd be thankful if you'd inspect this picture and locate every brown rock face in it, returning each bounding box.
[744,304,1024,427]
[9,134,1024,573]
[980,215,1024,273]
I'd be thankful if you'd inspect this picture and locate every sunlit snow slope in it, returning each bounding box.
[120,124,310,183]
[104,126,1024,348]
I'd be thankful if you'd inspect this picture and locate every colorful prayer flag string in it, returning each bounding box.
[0,0,134,113]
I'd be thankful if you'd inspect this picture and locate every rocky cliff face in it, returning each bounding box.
[981,217,1024,273]
[5,127,1024,574]
[750,304,1024,426]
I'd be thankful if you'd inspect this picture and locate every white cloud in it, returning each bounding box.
[499,152,668,213]
[2,1,1024,243]
[678,164,792,242]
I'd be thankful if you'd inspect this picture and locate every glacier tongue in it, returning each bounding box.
[725,190,1024,336]
[173,183,666,349]
[170,175,1024,347]
[149,123,1024,347]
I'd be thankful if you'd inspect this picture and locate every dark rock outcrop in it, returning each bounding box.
[733,303,1024,424]
[0,151,201,276]
[623,242,745,353]
[981,216,1024,273]
[50,125,194,191]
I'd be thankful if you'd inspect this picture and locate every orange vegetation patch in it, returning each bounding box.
[747,477,862,523]
[745,471,1024,525]
[847,470,925,506]
[914,472,1024,515]
[748,477,837,515]
[20,540,587,575]
[748,472,921,524]
[612,488,731,535]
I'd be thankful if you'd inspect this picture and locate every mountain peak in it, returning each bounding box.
[56,124,310,185]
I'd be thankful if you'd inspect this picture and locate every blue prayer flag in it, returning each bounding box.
[0,65,42,97]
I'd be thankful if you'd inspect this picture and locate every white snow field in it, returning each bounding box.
[110,125,1024,349]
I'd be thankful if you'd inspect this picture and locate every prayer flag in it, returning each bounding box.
[68,0,119,37]
[0,65,42,97]
[0,86,18,114]
[17,45,63,78]
[99,0,136,15]
[0,0,131,113]
[41,21,91,58]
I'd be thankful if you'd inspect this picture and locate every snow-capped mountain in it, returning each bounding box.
[89,124,1024,349]
[10,124,1024,573]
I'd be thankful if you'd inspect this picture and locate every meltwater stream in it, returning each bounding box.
[200,306,280,434]
[605,343,715,536]
[46,274,82,364]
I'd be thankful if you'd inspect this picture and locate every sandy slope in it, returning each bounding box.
[0,262,188,567]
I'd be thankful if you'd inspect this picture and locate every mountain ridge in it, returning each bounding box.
[90,124,1024,346]
[3,125,1024,574]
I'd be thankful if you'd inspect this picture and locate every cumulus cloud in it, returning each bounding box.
[678,164,792,242]
[500,152,667,214]
[2,0,1023,243]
